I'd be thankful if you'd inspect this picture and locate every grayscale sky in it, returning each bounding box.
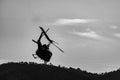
[0,0,120,73]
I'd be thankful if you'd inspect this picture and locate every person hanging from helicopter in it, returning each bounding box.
[32,26,64,64]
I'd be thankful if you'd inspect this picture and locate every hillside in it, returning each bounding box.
[0,62,120,80]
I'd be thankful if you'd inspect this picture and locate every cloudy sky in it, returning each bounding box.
[0,0,120,73]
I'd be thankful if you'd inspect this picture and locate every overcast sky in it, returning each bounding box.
[0,0,120,73]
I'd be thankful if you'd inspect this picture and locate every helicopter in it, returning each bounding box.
[32,26,64,64]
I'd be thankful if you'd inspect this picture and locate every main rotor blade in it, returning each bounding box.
[32,39,38,44]
[39,26,53,43]
[41,28,49,37]
[52,40,59,45]
[32,28,49,44]
[52,43,64,53]
[39,27,59,45]
[39,26,64,53]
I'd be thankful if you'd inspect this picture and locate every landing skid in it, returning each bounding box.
[32,54,38,59]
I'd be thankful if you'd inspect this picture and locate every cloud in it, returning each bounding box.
[74,31,101,39]
[52,18,97,25]
[114,33,120,38]
[109,25,118,29]
[71,29,104,40]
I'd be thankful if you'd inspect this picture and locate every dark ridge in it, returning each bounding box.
[0,62,120,80]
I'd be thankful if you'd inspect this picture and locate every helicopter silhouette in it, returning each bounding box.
[32,26,64,64]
